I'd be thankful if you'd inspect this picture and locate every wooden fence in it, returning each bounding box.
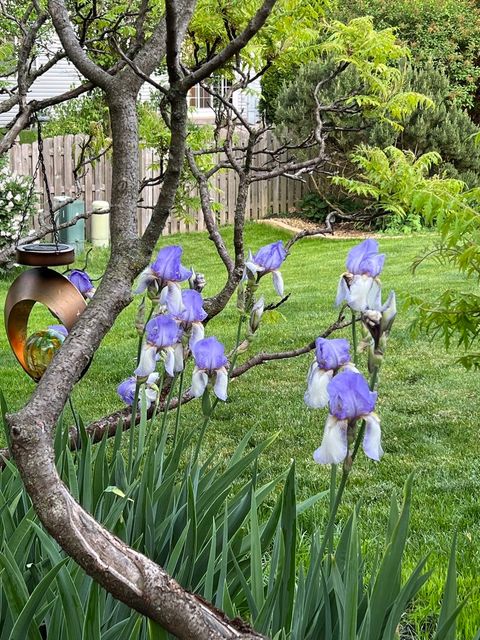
[8,134,308,238]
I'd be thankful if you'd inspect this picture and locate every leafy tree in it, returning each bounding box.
[44,89,110,138]
[330,140,480,366]
[273,17,429,141]
[370,64,480,187]
[332,0,480,110]
[406,181,480,368]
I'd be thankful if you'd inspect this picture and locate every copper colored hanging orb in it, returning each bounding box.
[4,267,87,381]
[16,243,75,267]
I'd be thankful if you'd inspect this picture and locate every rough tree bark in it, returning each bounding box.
[4,0,278,637]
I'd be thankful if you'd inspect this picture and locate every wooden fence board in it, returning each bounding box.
[9,133,308,239]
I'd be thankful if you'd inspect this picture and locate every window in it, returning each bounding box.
[188,79,232,110]
[188,85,212,109]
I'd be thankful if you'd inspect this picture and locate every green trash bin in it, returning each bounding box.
[54,197,85,253]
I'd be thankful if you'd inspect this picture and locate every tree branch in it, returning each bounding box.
[1,314,349,469]
[186,147,234,274]
[179,0,277,91]
[0,83,93,155]
[48,0,114,89]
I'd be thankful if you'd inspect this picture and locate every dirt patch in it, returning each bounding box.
[258,217,382,239]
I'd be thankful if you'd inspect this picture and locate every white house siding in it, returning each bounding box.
[0,59,260,127]
[0,57,83,127]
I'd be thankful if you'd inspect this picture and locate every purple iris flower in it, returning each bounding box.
[304,338,352,409]
[67,269,95,299]
[336,239,385,312]
[145,314,181,347]
[316,338,350,370]
[117,372,159,410]
[245,240,287,296]
[169,289,207,348]
[135,314,183,378]
[191,336,229,401]
[346,239,385,277]
[328,369,377,420]
[134,246,192,314]
[253,241,286,271]
[48,324,68,338]
[313,369,383,464]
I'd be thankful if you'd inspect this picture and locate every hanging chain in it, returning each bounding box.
[36,115,59,249]
[14,149,40,248]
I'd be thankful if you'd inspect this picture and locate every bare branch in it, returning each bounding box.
[250,157,325,182]
[0,315,349,469]
[186,147,234,274]
[0,82,93,155]
[200,81,254,133]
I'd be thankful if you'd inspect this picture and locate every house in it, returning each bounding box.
[0,54,261,127]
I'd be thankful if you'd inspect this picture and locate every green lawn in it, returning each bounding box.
[1,223,480,637]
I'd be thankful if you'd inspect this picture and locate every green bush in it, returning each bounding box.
[370,64,480,187]
[0,155,36,249]
[297,193,330,223]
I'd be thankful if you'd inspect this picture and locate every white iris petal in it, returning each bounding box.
[335,276,350,307]
[304,364,332,409]
[134,345,157,378]
[214,366,229,401]
[146,372,159,386]
[166,282,185,315]
[348,275,375,311]
[362,413,383,461]
[189,322,204,348]
[366,278,382,310]
[313,415,348,465]
[173,343,184,373]
[134,267,156,294]
[164,347,175,377]
[272,270,284,297]
[191,367,208,397]
[145,388,158,408]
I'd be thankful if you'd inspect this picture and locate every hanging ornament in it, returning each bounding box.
[4,267,87,381]
[4,114,86,381]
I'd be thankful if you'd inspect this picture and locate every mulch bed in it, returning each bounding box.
[258,217,380,239]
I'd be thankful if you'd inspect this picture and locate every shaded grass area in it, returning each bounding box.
[1,224,479,637]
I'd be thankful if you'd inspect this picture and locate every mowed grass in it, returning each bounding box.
[1,223,480,637]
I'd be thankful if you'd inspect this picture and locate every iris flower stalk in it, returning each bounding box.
[318,365,380,558]
[191,316,245,463]
[191,337,229,402]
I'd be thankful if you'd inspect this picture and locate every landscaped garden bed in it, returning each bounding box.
[1,223,478,637]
